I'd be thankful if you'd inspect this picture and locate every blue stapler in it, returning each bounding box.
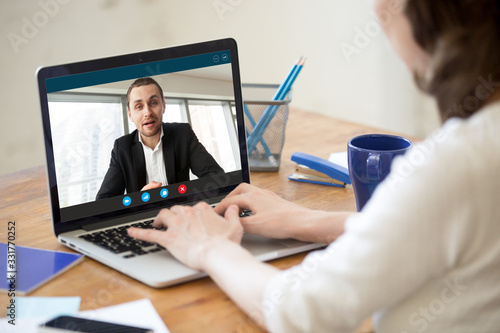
[288,152,351,187]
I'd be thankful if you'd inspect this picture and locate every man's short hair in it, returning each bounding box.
[126,77,164,109]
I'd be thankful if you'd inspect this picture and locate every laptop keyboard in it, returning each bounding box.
[79,210,252,259]
[79,220,165,259]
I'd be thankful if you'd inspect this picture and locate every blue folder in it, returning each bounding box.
[0,243,83,295]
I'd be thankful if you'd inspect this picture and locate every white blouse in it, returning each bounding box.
[263,102,500,333]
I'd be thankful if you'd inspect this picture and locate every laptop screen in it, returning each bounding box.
[37,39,249,234]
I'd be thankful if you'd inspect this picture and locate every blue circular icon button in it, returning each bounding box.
[122,196,131,206]
[141,192,150,202]
[160,189,169,198]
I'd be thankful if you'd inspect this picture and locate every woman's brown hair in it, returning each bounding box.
[405,0,500,121]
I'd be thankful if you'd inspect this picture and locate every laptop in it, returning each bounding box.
[37,38,322,287]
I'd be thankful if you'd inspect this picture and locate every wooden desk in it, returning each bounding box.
[0,109,394,332]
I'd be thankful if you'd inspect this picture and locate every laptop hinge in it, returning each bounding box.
[82,209,161,232]
[81,195,225,232]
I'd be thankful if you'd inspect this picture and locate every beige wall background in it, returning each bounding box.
[0,0,441,176]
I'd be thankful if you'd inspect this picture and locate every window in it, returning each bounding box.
[188,101,239,172]
[48,94,124,208]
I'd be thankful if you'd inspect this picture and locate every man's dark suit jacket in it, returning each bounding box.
[96,123,224,199]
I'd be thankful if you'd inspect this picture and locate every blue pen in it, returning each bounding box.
[247,57,305,153]
[249,58,302,146]
[244,104,273,157]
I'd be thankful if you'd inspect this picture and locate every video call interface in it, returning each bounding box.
[44,50,244,223]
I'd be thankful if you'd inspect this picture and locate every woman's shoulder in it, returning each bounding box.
[411,101,500,171]
[439,101,500,148]
[378,102,500,215]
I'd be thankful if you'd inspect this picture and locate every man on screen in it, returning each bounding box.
[96,77,224,200]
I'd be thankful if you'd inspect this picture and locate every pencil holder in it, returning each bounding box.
[242,83,292,172]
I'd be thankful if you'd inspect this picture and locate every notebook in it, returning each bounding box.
[0,243,83,295]
[36,38,322,287]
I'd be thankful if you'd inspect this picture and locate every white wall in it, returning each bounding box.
[0,0,441,176]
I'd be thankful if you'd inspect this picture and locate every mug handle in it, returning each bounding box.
[366,153,380,181]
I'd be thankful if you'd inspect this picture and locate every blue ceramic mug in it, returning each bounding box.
[348,134,412,211]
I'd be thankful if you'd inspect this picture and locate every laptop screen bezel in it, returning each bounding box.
[37,38,249,236]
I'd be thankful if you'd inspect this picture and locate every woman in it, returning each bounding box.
[129,1,500,331]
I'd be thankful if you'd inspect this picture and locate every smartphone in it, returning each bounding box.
[38,315,153,333]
